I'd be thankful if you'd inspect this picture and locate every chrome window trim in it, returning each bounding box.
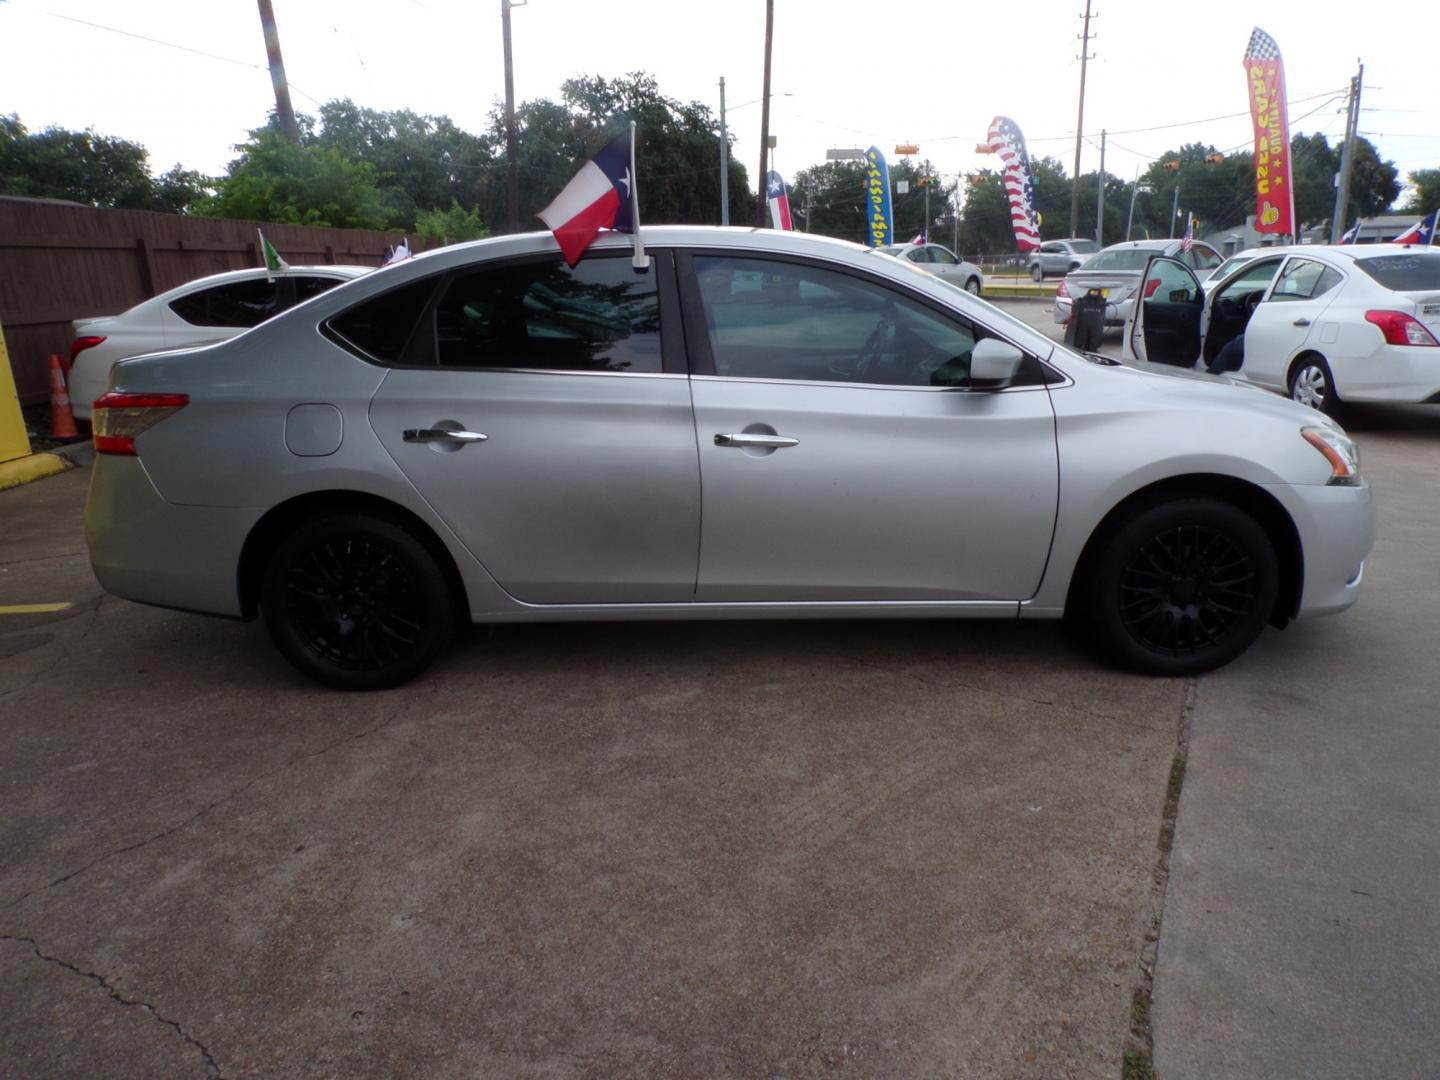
[688,373,1055,394]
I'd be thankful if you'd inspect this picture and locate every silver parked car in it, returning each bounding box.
[879,242,985,294]
[1028,238,1101,280]
[1054,238,1223,326]
[87,227,1374,690]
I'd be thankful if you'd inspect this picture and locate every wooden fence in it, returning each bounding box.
[0,197,416,406]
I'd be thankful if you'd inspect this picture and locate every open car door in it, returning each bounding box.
[1122,255,1205,367]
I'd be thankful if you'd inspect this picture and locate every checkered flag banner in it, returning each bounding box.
[1245,27,1282,61]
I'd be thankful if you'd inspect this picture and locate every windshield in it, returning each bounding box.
[1081,249,1155,273]
[1353,253,1440,291]
[1211,255,1255,279]
[1069,240,1101,253]
[878,246,905,256]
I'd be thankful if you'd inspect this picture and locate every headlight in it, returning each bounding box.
[1301,426,1361,486]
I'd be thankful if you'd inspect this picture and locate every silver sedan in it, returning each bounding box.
[86,227,1374,689]
[879,242,986,294]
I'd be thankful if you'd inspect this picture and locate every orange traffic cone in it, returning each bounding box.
[47,353,81,443]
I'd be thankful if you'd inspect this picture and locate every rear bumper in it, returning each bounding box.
[1333,346,1440,403]
[86,455,260,618]
[1052,296,1132,326]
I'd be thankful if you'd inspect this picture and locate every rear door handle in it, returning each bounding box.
[714,432,799,449]
[1293,318,1311,327]
[403,428,488,444]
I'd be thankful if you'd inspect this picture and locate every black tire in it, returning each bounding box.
[1289,355,1343,418]
[965,276,982,296]
[1030,264,1044,282]
[1078,497,1278,676]
[261,513,455,690]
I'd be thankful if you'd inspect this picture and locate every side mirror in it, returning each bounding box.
[968,338,1025,387]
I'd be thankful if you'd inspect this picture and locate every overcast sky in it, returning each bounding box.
[2,0,1436,210]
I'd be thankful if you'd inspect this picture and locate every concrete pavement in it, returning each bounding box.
[1151,403,1440,1079]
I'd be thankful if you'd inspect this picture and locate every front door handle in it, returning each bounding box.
[1293,318,1311,327]
[403,428,488,444]
[714,432,799,449]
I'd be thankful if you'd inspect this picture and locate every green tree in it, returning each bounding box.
[414,199,488,245]
[0,113,208,211]
[201,125,390,229]
[1401,169,1440,212]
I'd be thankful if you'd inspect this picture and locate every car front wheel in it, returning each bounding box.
[1078,497,1278,676]
[965,277,982,295]
[261,512,456,690]
[1289,355,1342,418]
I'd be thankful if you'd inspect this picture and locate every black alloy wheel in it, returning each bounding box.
[261,513,455,690]
[1081,497,1278,676]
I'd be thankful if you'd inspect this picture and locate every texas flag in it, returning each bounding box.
[1392,209,1437,246]
[538,130,636,266]
[766,170,793,231]
[1339,221,1360,245]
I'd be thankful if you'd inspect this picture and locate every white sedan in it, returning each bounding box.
[1123,243,1440,415]
[878,242,985,294]
[68,265,370,419]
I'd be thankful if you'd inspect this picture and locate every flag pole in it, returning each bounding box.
[629,121,649,271]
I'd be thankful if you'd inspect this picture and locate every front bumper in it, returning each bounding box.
[1270,479,1376,620]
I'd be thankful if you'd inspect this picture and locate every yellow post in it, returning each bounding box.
[0,322,34,464]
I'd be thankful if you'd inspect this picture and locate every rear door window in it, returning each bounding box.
[434,255,662,373]
[1270,259,1339,302]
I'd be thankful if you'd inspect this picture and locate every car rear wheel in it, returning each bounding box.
[1289,355,1342,418]
[261,513,455,690]
[1078,497,1278,677]
[965,277,982,295]
[1030,264,1044,282]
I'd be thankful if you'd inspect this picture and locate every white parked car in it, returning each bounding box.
[1122,243,1440,414]
[879,242,985,295]
[68,265,371,419]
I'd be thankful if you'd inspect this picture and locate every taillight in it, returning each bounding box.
[92,392,189,455]
[1143,277,1161,298]
[1364,310,1438,346]
[70,335,106,364]
[1056,279,1069,298]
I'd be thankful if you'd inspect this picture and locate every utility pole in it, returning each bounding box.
[256,0,300,143]
[1095,129,1106,244]
[502,0,527,234]
[1124,166,1140,240]
[1170,185,1181,238]
[1330,61,1364,244]
[755,0,774,228]
[804,186,812,232]
[718,76,730,226]
[1069,0,1095,238]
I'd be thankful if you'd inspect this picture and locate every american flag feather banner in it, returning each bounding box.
[986,116,1042,253]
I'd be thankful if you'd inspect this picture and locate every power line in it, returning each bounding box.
[10,5,267,71]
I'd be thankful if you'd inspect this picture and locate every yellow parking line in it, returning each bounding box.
[0,602,74,615]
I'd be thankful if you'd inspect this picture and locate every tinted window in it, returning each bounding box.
[1083,249,1155,272]
[905,248,930,263]
[294,275,350,304]
[327,277,440,364]
[1271,259,1336,302]
[1354,253,1440,291]
[1187,246,1221,271]
[693,256,985,387]
[929,247,958,265]
[169,279,278,328]
[1069,240,1101,254]
[435,256,661,372]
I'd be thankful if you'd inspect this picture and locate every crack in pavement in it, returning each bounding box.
[0,548,90,568]
[0,602,104,703]
[7,693,427,910]
[0,934,221,1078]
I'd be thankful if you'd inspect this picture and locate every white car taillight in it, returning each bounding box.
[1364,310,1439,346]
[92,392,189,456]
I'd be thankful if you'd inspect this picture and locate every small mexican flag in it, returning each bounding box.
[258,230,289,278]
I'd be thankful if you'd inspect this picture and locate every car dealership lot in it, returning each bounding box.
[2,311,1437,1076]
